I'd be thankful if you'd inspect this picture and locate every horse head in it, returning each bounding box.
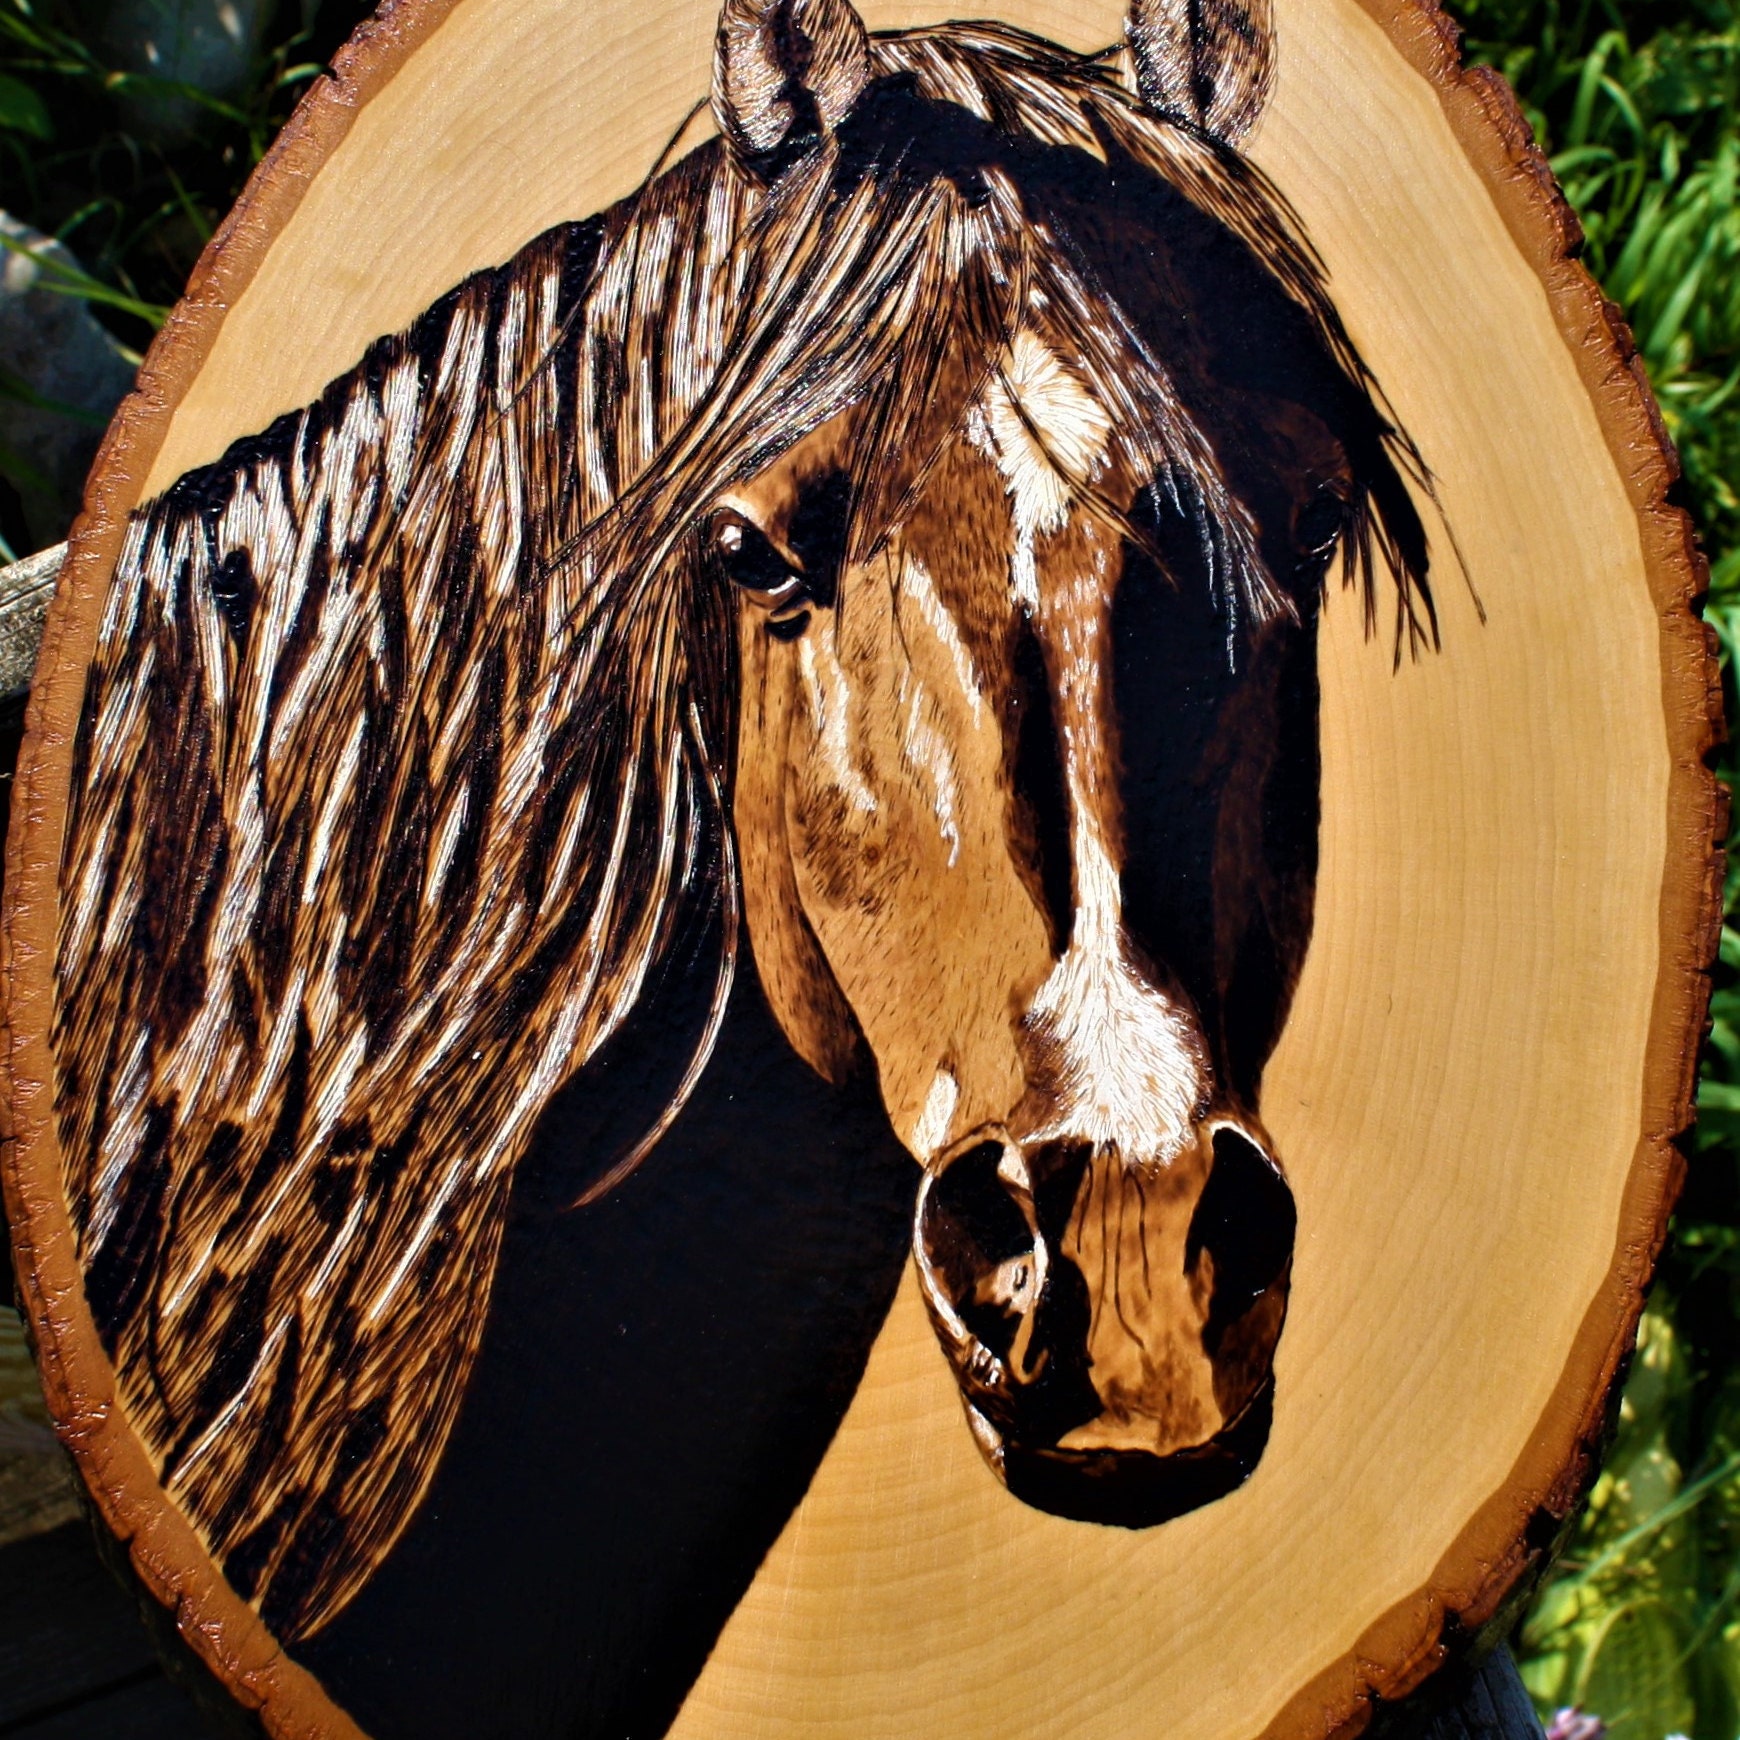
[51,0,1442,1677]
[707,0,1431,1524]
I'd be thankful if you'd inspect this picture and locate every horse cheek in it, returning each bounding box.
[732,604,861,1085]
[780,560,1046,1159]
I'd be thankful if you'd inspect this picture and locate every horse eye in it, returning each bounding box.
[707,511,812,637]
[708,512,802,599]
[1295,486,1349,559]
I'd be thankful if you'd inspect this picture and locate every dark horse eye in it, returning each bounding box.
[1295,484,1349,561]
[708,513,800,596]
[706,511,812,639]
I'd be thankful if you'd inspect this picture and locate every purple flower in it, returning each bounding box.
[1546,1709,1606,1740]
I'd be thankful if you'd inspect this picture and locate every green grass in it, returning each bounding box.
[6,0,1740,1733]
[0,0,357,321]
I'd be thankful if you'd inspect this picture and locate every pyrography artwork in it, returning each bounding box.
[0,0,1716,1735]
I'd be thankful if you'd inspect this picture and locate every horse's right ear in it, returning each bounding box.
[1126,0,1275,147]
[713,0,871,169]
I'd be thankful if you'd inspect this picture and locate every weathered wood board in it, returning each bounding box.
[0,0,1720,1734]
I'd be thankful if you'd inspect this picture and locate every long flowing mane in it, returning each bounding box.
[53,21,1433,1642]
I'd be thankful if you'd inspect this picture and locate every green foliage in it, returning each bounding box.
[0,66,51,134]
[4,0,1740,1733]
[1465,0,1740,568]
[1517,1311,1740,1737]
[1453,0,1740,1732]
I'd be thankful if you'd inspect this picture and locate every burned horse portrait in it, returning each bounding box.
[53,0,1437,1730]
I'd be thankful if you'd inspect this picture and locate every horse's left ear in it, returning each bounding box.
[713,0,871,167]
[1126,0,1274,147]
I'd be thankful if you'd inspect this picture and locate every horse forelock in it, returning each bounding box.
[573,19,1433,658]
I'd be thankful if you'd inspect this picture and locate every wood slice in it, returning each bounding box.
[0,0,1719,1735]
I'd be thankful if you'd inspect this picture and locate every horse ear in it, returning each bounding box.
[712,0,871,165]
[1125,0,1275,147]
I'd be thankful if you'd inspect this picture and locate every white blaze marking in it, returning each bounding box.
[968,353,1209,1163]
[970,331,1113,614]
[1027,818,1207,1165]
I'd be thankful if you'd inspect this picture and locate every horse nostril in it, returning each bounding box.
[1185,1126,1296,1315]
[915,1137,1040,1379]
[1185,1122,1297,1415]
[914,1133,1106,1435]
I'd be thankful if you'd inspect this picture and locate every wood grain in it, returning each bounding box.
[0,0,1717,1734]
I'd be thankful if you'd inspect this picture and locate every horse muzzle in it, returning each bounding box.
[913,1119,1295,1526]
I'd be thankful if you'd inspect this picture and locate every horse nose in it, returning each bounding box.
[912,1118,1296,1526]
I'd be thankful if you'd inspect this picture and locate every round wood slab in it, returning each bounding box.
[0,0,1720,1735]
